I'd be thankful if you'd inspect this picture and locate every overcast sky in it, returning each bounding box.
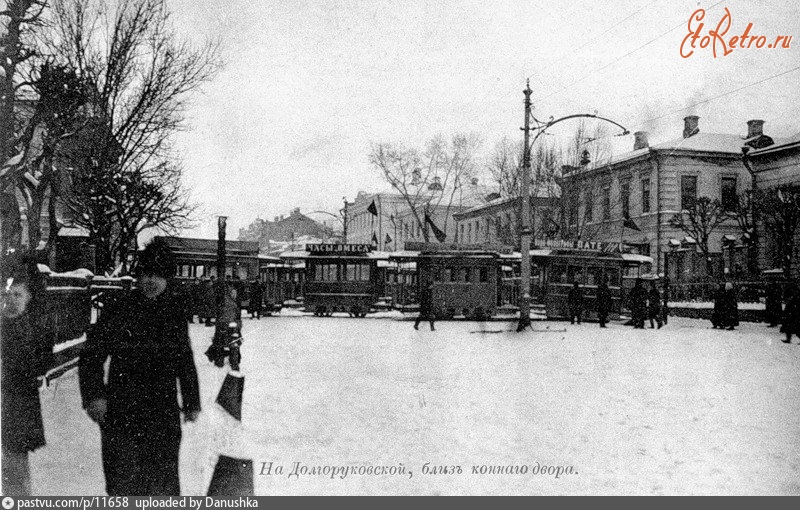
[164,0,800,238]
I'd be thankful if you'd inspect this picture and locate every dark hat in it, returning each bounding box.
[136,238,177,279]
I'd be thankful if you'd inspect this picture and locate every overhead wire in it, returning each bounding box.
[534,0,725,105]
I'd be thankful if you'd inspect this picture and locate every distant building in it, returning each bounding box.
[453,195,557,247]
[238,208,335,250]
[346,178,496,251]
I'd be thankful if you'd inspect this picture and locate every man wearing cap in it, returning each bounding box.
[79,238,201,495]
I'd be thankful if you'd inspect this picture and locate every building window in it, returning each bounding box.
[721,177,738,211]
[621,181,630,219]
[584,191,593,223]
[602,187,611,220]
[681,175,697,211]
[641,178,651,213]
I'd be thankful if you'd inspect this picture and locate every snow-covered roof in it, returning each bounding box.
[57,226,90,237]
[621,253,654,265]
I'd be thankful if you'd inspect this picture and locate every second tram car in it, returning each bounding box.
[296,244,388,317]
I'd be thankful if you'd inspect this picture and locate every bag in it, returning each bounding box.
[207,455,253,496]
[216,372,244,421]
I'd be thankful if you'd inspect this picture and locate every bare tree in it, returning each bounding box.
[48,0,219,272]
[554,121,613,241]
[369,133,481,243]
[760,185,800,279]
[1,0,48,257]
[669,196,730,276]
[729,189,762,275]
[486,136,561,245]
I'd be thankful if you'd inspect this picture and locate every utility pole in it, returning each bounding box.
[517,80,533,332]
[214,215,228,359]
[342,197,349,244]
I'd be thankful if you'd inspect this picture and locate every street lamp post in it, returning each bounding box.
[516,80,629,332]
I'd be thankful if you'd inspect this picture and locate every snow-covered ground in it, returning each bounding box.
[29,315,800,495]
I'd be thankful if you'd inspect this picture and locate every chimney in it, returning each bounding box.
[747,119,764,138]
[683,115,699,138]
[633,131,649,150]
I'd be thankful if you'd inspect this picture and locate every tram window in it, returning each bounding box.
[567,265,584,284]
[459,268,468,282]
[346,264,356,281]
[443,268,452,282]
[317,263,337,281]
[605,268,620,286]
[479,267,488,282]
[552,264,567,284]
[587,266,603,285]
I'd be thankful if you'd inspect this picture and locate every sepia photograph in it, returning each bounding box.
[1,0,799,497]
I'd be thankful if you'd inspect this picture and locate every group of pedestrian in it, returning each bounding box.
[1,239,203,496]
[711,282,739,330]
[626,279,663,329]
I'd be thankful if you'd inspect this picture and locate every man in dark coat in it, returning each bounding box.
[596,278,612,328]
[764,280,783,328]
[711,283,725,329]
[721,282,739,330]
[79,238,201,495]
[414,280,436,331]
[1,269,48,495]
[567,282,585,325]
[780,283,800,343]
[247,280,263,320]
[628,279,647,329]
[648,284,663,329]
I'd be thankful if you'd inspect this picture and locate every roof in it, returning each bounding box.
[577,132,793,172]
[156,236,259,254]
[453,194,554,219]
[749,131,800,157]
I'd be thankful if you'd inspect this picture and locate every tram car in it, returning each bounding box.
[292,243,388,317]
[502,247,652,320]
[256,254,287,313]
[384,253,419,312]
[400,243,502,320]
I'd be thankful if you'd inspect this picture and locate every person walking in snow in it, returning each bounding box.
[79,238,201,495]
[596,277,612,328]
[414,280,436,331]
[567,281,585,325]
[1,263,49,495]
[648,283,663,329]
[781,283,800,344]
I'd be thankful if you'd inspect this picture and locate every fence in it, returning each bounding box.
[666,280,775,304]
[40,273,134,385]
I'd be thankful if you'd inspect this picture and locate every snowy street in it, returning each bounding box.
[30,314,800,495]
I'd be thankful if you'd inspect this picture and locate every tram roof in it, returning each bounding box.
[499,250,654,265]
[279,250,392,260]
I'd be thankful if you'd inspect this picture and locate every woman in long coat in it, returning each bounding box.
[596,278,612,328]
[781,284,800,343]
[79,239,201,495]
[1,273,48,495]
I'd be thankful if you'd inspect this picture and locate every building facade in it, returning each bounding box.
[346,180,494,251]
[559,116,783,276]
[453,195,556,247]
[746,133,800,279]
